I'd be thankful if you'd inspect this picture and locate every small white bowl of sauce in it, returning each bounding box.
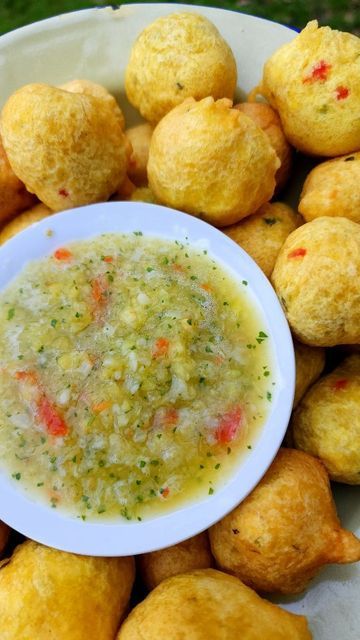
[0,201,294,555]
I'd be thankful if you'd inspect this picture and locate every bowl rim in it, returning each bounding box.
[0,200,295,556]
[0,3,297,46]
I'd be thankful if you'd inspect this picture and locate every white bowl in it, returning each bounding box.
[0,201,294,555]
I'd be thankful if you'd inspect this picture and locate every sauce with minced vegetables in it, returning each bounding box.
[0,234,274,521]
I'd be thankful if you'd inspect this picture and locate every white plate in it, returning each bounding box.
[0,4,359,637]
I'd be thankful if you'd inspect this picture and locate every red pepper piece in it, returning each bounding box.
[335,86,350,101]
[303,60,331,83]
[153,338,170,358]
[91,275,108,304]
[37,395,69,437]
[15,370,37,384]
[103,256,113,263]
[54,247,73,261]
[164,408,178,425]
[161,487,170,498]
[332,378,348,391]
[58,188,69,197]
[15,370,69,437]
[288,248,307,259]
[215,405,243,444]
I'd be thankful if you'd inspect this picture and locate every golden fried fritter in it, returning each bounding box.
[148,97,279,227]
[209,449,360,594]
[0,83,128,211]
[272,217,360,346]
[234,102,292,193]
[0,540,135,640]
[299,152,360,223]
[0,137,35,223]
[224,202,301,277]
[0,203,52,245]
[261,21,360,156]
[125,12,237,123]
[117,569,312,639]
[138,532,213,590]
[292,354,360,483]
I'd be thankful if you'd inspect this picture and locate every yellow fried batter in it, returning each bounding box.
[128,186,157,204]
[148,97,279,227]
[234,102,292,193]
[117,569,312,639]
[209,448,360,594]
[0,540,135,640]
[0,203,52,244]
[138,532,213,590]
[271,217,360,346]
[125,123,153,186]
[299,152,360,222]
[292,354,360,483]
[60,78,125,130]
[0,137,35,223]
[261,21,360,156]
[224,202,302,277]
[294,341,326,407]
[0,83,128,211]
[125,12,237,123]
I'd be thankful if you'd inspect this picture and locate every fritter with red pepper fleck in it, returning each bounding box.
[271,217,360,346]
[292,354,360,484]
[224,202,302,278]
[0,83,129,211]
[209,448,360,594]
[260,21,360,157]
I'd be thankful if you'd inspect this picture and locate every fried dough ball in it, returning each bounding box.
[0,203,52,244]
[117,569,312,639]
[209,449,360,594]
[299,152,360,223]
[0,540,135,640]
[260,21,360,156]
[0,137,35,223]
[138,532,213,591]
[0,83,128,212]
[294,341,326,407]
[271,217,360,346]
[125,12,237,124]
[0,522,10,556]
[148,97,279,227]
[129,186,157,204]
[234,102,292,193]
[224,202,302,277]
[292,355,360,484]
[60,78,125,130]
[125,123,153,186]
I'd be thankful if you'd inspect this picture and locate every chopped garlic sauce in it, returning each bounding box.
[0,234,274,521]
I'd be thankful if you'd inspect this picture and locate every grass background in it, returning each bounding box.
[0,0,359,36]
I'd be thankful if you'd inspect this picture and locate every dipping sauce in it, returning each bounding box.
[0,234,274,521]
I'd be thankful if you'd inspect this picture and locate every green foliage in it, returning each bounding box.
[0,0,358,36]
